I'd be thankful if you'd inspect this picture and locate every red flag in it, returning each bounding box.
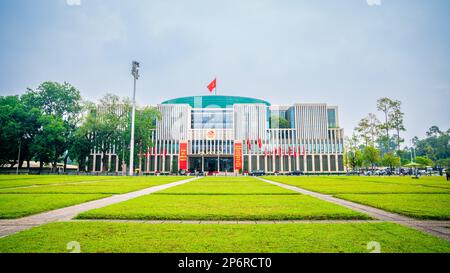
[247,139,252,151]
[207,78,217,93]
[258,138,262,149]
[273,147,277,156]
[294,147,297,157]
[164,149,167,156]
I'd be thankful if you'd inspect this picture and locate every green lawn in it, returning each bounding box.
[78,177,370,220]
[0,194,109,219]
[0,175,124,189]
[0,176,187,219]
[77,194,369,220]
[158,176,297,195]
[1,222,449,253]
[0,176,187,194]
[263,176,450,194]
[263,176,450,220]
[336,194,450,220]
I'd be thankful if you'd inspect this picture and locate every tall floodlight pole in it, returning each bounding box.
[129,61,140,176]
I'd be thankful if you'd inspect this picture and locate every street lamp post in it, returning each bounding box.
[129,61,140,176]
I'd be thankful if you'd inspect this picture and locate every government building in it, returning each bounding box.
[130,95,345,174]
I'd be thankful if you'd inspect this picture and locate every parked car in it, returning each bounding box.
[249,170,266,176]
[289,170,304,176]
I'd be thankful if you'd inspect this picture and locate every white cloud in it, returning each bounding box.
[66,0,81,6]
[367,0,382,6]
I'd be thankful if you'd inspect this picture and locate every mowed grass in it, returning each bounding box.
[78,177,370,220]
[336,194,450,220]
[1,222,449,253]
[0,176,187,219]
[263,176,450,220]
[0,175,122,189]
[263,176,450,194]
[0,194,109,219]
[0,176,187,194]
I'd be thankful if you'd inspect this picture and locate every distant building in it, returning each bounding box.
[89,95,345,174]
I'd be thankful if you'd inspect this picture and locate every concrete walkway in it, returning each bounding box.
[257,177,450,241]
[0,177,200,238]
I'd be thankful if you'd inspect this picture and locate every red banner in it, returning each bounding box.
[234,140,243,171]
[179,141,188,171]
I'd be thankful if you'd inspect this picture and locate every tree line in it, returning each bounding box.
[345,97,449,171]
[0,82,159,172]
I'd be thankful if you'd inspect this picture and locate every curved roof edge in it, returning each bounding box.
[161,95,271,108]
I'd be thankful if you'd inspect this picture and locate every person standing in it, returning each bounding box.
[446,169,450,182]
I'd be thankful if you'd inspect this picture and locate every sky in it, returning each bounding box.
[0,0,449,143]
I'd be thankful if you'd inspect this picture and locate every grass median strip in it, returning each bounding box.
[0,176,187,194]
[0,176,189,219]
[263,176,450,220]
[263,176,450,194]
[1,221,449,253]
[0,194,110,219]
[336,193,450,220]
[77,177,371,220]
[77,194,370,220]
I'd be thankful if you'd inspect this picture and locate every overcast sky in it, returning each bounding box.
[0,0,449,142]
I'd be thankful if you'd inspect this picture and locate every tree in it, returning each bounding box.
[355,113,380,146]
[413,127,449,162]
[382,152,401,171]
[0,96,41,168]
[22,82,83,171]
[346,150,363,171]
[30,115,66,171]
[120,106,160,171]
[415,156,433,167]
[389,101,406,152]
[377,98,397,152]
[83,94,131,172]
[363,146,381,170]
[426,126,443,138]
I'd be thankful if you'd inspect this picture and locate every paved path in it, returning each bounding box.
[0,177,200,238]
[256,177,450,241]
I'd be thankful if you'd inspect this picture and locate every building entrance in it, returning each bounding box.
[189,156,234,173]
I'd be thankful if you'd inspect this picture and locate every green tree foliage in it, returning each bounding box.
[382,152,401,170]
[346,150,363,171]
[22,82,83,171]
[0,96,41,168]
[414,156,433,167]
[376,98,402,153]
[30,115,66,171]
[362,146,381,170]
[413,126,449,163]
[355,113,380,146]
[120,106,160,171]
[83,94,131,172]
